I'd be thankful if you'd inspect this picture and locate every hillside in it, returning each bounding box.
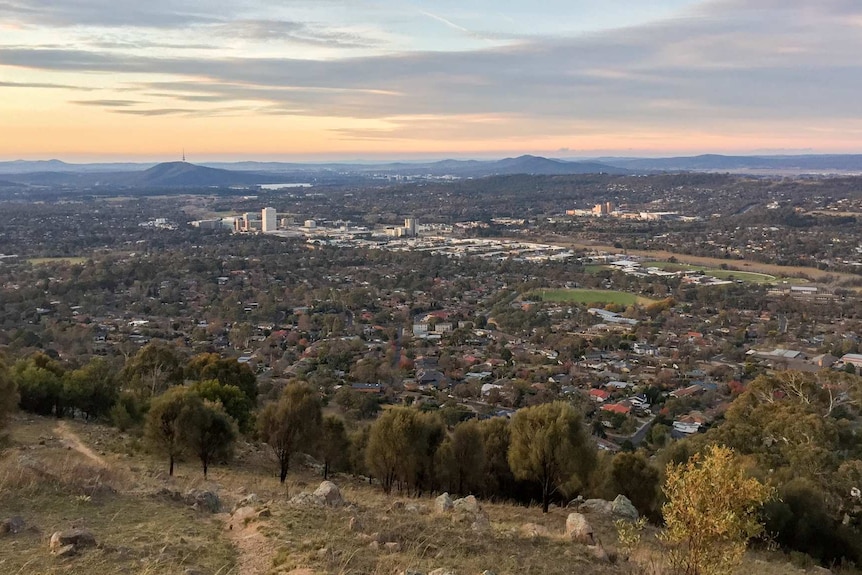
[0,416,829,575]
[123,162,269,187]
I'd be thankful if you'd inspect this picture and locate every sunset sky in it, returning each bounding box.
[2,0,862,161]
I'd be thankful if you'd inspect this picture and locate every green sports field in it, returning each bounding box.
[27,257,88,266]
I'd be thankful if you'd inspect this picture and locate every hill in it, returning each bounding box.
[0,415,826,575]
[123,161,270,187]
[600,154,862,173]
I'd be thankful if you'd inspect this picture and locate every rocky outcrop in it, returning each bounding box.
[565,513,595,545]
[578,498,613,515]
[313,481,344,507]
[49,528,96,556]
[185,489,220,513]
[612,495,639,520]
[1,516,25,536]
[435,493,453,513]
[453,495,480,514]
[291,481,346,508]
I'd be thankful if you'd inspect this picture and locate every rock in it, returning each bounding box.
[520,523,550,538]
[290,492,324,507]
[578,498,613,515]
[384,541,402,553]
[588,544,609,563]
[470,513,491,533]
[400,570,425,575]
[612,495,639,520]
[233,506,258,524]
[234,493,260,510]
[482,571,497,575]
[565,513,595,545]
[568,496,584,508]
[257,508,272,518]
[428,569,456,575]
[49,529,96,553]
[435,493,453,513]
[55,544,77,558]
[405,503,422,514]
[1,516,26,535]
[368,541,380,551]
[185,490,220,513]
[453,495,480,514]
[313,481,343,507]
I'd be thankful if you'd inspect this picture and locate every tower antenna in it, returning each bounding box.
[182,149,186,162]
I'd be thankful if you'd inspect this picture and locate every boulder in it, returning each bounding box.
[435,493,454,513]
[313,481,344,507]
[232,506,258,526]
[290,492,324,507]
[234,493,260,510]
[1,516,26,535]
[578,498,613,515]
[405,503,423,514]
[612,495,639,520]
[453,495,480,514]
[55,544,77,558]
[470,512,491,533]
[49,529,96,553]
[565,513,595,545]
[588,543,610,563]
[185,489,220,513]
[520,523,550,539]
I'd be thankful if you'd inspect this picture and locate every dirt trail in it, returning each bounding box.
[54,420,109,468]
[220,506,278,575]
[55,419,280,574]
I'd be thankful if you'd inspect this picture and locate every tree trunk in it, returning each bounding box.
[203,460,208,479]
[324,461,329,480]
[542,477,550,513]
[169,455,174,477]
[280,454,289,483]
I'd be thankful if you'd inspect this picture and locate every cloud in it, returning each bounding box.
[71,99,141,107]
[2,0,862,141]
[223,20,381,48]
[0,80,93,90]
[0,0,227,28]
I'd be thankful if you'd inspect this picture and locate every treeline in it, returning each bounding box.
[0,345,662,517]
[5,346,862,568]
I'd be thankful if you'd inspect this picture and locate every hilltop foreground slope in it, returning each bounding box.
[0,416,831,575]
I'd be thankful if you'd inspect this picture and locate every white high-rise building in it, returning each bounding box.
[262,207,277,232]
[404,217,416,236]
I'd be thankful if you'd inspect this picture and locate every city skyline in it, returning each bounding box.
[2,0,862,161]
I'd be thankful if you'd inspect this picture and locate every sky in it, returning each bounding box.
[1,0,862,161]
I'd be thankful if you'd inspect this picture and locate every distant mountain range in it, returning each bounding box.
[594,154,862,173]
[1,153,862,189]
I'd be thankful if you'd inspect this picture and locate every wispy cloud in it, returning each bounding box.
[71,99,141,107]
[0,80,93,90]
[3,0,862,148]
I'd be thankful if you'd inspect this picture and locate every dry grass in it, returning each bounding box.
[0,416,235,575]
[0,415,845,575]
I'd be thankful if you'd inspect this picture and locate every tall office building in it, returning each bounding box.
[404,217,416,237]
[262,207,277,232]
